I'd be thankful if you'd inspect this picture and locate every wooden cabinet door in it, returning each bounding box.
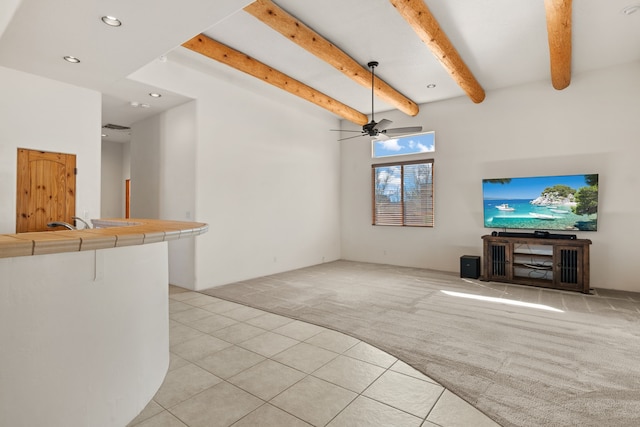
[553,245,584,290]
[484,241,512,281]
[16,149,76,232]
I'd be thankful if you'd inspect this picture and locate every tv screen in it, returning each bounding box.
[483,174,598,231]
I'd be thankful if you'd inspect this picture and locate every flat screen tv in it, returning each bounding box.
[482,174,598,231]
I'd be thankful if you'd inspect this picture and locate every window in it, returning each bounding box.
[372,159,434,227]
[372,131,435,158]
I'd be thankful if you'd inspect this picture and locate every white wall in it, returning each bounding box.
[341,61,640,292]
[130,117,162,219]
[129,56,342,290]
[0,0,21,39]
[130,101,197,287]
[0,66,101,233]
[101,141,125,218]
[0,243,170,427]
[161,102,197,287]
[123,140,131,183]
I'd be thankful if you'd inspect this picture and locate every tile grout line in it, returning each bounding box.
[421,387,447,427]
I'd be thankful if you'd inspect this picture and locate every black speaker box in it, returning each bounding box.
[460,255,480,279]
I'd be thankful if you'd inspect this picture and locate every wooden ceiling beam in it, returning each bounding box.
[389,0,485,104]
[182,34,369,125]
[244,0,419,117]
[544,0,572,90]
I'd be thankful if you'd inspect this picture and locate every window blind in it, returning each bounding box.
[372,159,434,227]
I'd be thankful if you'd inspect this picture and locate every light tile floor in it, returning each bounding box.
[128,286,499,427]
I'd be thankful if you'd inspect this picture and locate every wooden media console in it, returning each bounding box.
[481,234,591,293]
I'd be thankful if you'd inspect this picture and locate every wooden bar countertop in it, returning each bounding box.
[0,218,208,259]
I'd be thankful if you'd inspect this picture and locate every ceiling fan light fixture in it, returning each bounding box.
[149,92,162,98]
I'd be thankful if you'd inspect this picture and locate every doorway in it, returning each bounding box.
[125,179,131,218]
[16,148,76,232]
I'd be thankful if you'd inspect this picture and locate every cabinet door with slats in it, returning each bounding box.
[554,245,584,290]
[485,241,512,281]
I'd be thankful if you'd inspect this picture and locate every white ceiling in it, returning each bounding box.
[1,0,639,143]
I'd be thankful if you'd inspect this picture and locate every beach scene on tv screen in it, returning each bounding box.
[483,174,598,231]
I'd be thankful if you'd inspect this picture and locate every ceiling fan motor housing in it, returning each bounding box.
[363,121,379,135]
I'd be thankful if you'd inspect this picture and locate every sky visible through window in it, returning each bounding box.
[376,164,431,202]
[372,131,435,158]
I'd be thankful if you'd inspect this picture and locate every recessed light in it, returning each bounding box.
[621,4,640,15]
[149,92,162,98]
[427,83,436,89]
[101,16,122,27]
[63,56,80,63]
[129,101,151,108]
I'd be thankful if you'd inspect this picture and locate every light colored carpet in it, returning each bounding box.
[202,260,640,427]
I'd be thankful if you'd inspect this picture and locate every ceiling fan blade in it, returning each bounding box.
[383,126,423,135]
[330,129,363,133]
[338,134,366,141]
[374,133,390,141]
[375,119,393,131]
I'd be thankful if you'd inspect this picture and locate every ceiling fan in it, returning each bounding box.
[333,61,422,141]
